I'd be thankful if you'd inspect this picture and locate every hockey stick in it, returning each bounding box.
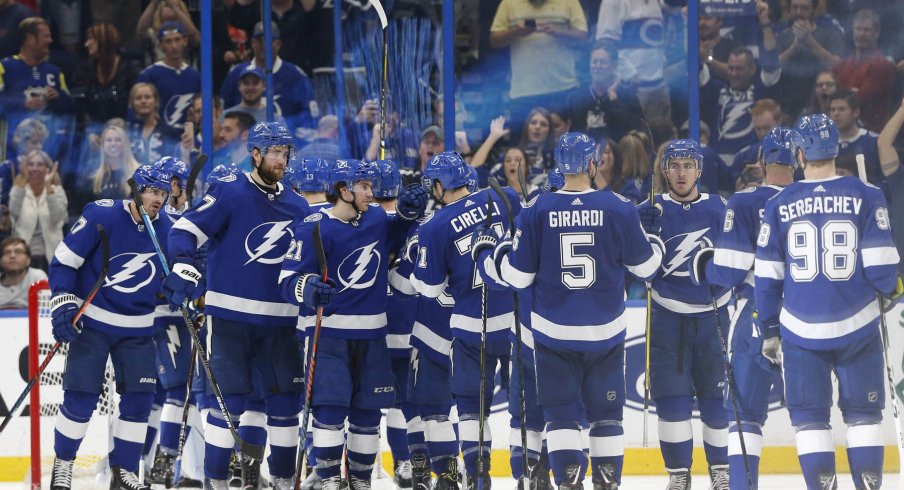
[184,153,208,206]
[0,225,110,434]
[172,312,204,485]
[129,179,265,461]
[295,221,328,489]
[856,154,904,480]
[487,177,530,488]
[476,190,494,490]
[710,291,753,489]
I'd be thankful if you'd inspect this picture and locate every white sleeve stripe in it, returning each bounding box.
[754,259,785,280]
[386,333,411,349]
[172,218,209,247]
[481,255,509,288]
[862,246,901,268]
[277,270,296,283]
[53,241,85,269]
[500,256,535,289]
[625,244,662,279]
[411,321,453,356]
[389,269,417,296]
[713,248,755,271]
[410,274,447,298]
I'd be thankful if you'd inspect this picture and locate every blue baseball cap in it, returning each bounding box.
[157,21,185,40]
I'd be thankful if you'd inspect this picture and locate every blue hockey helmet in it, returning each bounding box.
[133,164,172,192]
[423,151,471,190]
[466,165,479,193]
[206,163,240,184]
[544,168,565,192]
[662,139,703,170]
[374,159,401,198]
[760,126,795,166]
[329,159,378,192]
[790,113,838,163]
[555,132,599,174]
[247,121,296,160]
[295,158,332,193]
[153,156,190,189]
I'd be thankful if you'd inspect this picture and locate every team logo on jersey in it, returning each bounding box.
[95,199,114,207]
[336,241,382,292]
[70,216,87,235]
[104,252,158,293]
[164,93,195,128]
[304,213,323,223]
[165,324,181,370]
[244,221,294,265]
[662,228,712,277]
[218,174,237,183]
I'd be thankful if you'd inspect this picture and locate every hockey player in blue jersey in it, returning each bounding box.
[689,127,795,489]
[474,133,662,490]
[48,165,173,490]
[411,151,518,490]
[296,157,333,211]
[639,138,731,490]
[156,156,193,223]
[277,158,427,490]
[754,114,901,489]
[163,121,310,489]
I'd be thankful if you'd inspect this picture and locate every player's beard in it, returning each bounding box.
[257,163,284,186]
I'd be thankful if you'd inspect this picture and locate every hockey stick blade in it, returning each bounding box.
[185,153,208,205]
[0,225,110,434]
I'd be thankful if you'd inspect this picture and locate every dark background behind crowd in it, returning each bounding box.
[1,0,904,303]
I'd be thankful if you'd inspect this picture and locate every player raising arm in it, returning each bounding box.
[754,114,901,490]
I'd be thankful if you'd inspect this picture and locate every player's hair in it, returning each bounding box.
[829,90,860,112]
[751,99,782,120]
[852,8,880,30]
[618,130,652,181]
[92,124,140,195]
[152,2,191,35]
[834,153,859,176]
[129,82,161,117]
[12,118,48,152]
[317,114,339,134]
[518,107,554,152]
[652,141,670,195]
[224,110,257,133]
[1,236,31,259]
[86,24,122,85]
[17,17,47,48]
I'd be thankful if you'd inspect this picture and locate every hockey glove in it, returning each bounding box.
[50,293,81,343]
[397,184,429,220]
[882,274,904,314]
[162,261,202,311]
[689,247,715,286]
[296,274,337,309]
[638,202,663,236]
[470,224,498,262]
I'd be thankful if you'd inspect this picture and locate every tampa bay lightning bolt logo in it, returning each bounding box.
[244,221,294,265]
[104,252,158,293]
[336,241,382,292]
[164,93,195,128]
[662,228,713,277]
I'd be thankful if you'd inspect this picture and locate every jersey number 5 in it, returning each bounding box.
[788,220,857,282]
[560,232,596,289]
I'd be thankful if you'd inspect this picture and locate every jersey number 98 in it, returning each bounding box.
[788,220,857,282]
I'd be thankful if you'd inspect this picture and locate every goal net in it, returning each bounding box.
[28,280,117,489]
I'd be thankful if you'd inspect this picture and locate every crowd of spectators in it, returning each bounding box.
[0,0,904,307]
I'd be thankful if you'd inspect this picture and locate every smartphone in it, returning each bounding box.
[524,19,536,29]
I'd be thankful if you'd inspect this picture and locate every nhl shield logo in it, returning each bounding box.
[868,391,878,403]
[607,391,616,401]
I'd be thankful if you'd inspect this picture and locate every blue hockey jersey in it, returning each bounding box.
[646,193,731,316]
[136,62,200,129]
[410,188,519,344]
[754,176,900,350]
[220,58,315,132]
[705,185,782,299]
[279,205,404,339]
[500,189,661,351]
[50,200,172,337]
[169,173,309,326]
[837,128,881,185]
[0,56,73,159]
